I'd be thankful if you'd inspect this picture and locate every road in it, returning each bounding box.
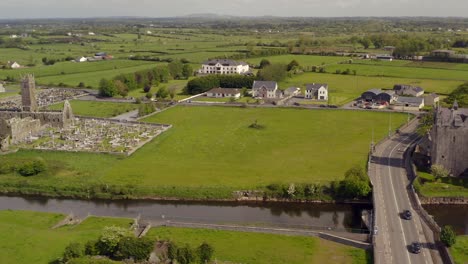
[370,119,443,264]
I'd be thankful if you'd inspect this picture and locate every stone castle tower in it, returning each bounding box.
[431,101,468,176]
[21,74,38,112]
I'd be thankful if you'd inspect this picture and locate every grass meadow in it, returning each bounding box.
[47,100,139,118]
[0,106,407,199]
[146,227,371,264]
[0,210,132,264]
[451,235,468,264]
[279,72,463,105]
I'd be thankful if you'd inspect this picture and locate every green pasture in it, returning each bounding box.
[0,106,406,199]
[325,63,468,81]
[47,100,139,118]
[0,210,132,264]
[451,236,468,264]
[147,227,371,264]
[280,72,463,105]
[246,54,349,67]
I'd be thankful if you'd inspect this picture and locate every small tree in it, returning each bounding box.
[440,225,456,247]
[167,241,179,261]
[98,78,117,97]
[169,87,176,100]
[431,164,449,178]
[143,84,151,93]
[287,60,300,71]
[63,242,84,262]
[96,226,131,257]
[156,86,169,100]
[145,92,153,100]
[198,242,214,264]
[176,244,195,264]
[117,237,153,261]
[259,59,271,69]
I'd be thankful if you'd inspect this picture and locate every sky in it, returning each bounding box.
[0,0,467,19]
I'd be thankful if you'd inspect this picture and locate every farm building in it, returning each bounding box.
[393,84,424,97]
[390,96,425,111]
[7,61,21,69]
[361,89,396,104]
[424,93,440,106]
[0,83,5,93]
[206,88,241,99]
[376,55,394,61]
[305,83,328,101]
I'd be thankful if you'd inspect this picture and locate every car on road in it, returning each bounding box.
[411,242,422,254]
[328,105,338,108]
[403,210,412,220]
[319,104,327,108]
[293,102,300,106]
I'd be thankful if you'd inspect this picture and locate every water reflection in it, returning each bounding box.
[423,205,468,235]
[0,196,370,232]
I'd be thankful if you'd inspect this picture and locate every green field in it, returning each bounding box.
[451,236,468,264]
[0,210,132,264]
[0,106,407,199]
[47,100,139,118]
[146,227,370,264]
[0,210,370,264]
[279,72,463,105]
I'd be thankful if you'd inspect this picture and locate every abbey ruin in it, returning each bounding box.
[0,75,170,155]
[0,75,74,151]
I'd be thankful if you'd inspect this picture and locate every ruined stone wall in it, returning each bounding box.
[431,125,468,176]
[0,111,66,128]
[8,117,42,144]
[21,74,38,112]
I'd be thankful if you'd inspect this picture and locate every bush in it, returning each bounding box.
[440,225,456,247]
[176,244,196,264]
[0,162,15,174]
[17,159,47,176]
[198,242,214,263]
[116,236,153,261]
[85,240,100,256]
[63,242,84,262]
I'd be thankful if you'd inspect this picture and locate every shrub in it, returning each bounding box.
[17,159,47,176]
[63,242,84,262]
[176,244,195,264]
[85,240,100,256]
[117,236,153,261]
[440,225,456,247]
[198,242,214,263]
[431,164,449,178]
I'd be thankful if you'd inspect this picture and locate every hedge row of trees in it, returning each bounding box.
[167,241,214,264]
[264,165,372,200]
[59,226,215,264]
[186,74,256,95]
[99,60,193,97]
[60,226,153,263]
[98,65,169,97]
[445,82,468,107]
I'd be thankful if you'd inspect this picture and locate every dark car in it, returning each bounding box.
[319,104,327,108]
[328,105,338,108]
[403,210,412,220]
[411,242,421,254]
[293,102,300,106]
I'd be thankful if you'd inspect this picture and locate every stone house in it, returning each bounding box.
[252,81,280,99]
[423,93,440,106]
[305,83,328,101]
[390,96,425,111]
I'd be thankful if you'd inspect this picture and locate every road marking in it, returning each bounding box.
[387,137,414,264]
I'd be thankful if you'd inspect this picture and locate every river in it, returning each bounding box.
[423,204,468,235]
[0,196,370,233]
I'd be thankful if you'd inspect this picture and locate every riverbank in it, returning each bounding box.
[0,210,372,264]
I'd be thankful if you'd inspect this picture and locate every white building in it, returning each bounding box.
[0,83,5,93]
[75,57,88,63]
[8,61,21,69]
[305,83,328,101]
[199,59,249,75]
[206,88,241,99]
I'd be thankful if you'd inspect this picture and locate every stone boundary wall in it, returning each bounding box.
[406,145,455,264]
[317,232,372,250]
[419,196,468,205]
[0,111,65,127]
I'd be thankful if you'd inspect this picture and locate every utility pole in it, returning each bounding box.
[388,112,392,138]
